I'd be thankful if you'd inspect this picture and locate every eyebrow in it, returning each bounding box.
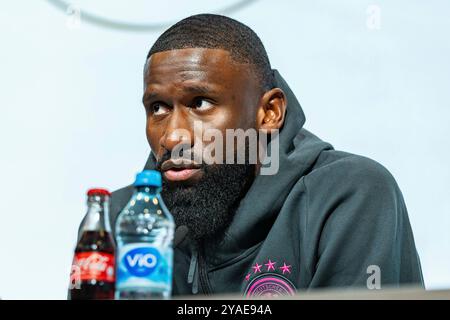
[142,84,218,104]
[184,84,216,95]
[142,92,159,104]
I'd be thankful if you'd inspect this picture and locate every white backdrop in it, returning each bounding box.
[0,0,449,299]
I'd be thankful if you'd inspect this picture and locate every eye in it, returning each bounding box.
[192,98,214,111]
[150,103,170,116]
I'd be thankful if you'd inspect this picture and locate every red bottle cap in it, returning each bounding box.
[87,188,111,197]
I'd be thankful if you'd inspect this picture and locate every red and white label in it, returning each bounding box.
[71,252,115,282]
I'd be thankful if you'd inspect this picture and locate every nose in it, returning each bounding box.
[159,107,194,154]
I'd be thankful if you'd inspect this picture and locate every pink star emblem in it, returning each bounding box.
[265,259,276,271]
[252,263,262,274]
[245,273,251,281]
[280,262,291,274]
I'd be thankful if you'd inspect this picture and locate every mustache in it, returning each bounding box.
[155,141,252,170]
[155,150,170,170]
[155,149,205,170]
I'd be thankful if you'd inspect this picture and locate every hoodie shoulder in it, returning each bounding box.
[301,150,423,287]
[306,150,400,197]
[301,150,406,239]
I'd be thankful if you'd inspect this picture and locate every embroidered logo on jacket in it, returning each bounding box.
[244,260,296,297]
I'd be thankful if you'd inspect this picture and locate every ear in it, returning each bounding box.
[256,88,287,132]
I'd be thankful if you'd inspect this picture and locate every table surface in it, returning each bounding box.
[175,286,450,300]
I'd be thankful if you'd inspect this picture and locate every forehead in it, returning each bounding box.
[144,48,253,90]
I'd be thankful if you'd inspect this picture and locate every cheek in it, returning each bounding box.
[146,121,162,153]
[199,110,236,146]
[199,100,257,143]
[207,107,248,130]
[200,107,254,155]
[225,109,256,132]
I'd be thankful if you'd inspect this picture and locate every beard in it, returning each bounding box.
[159,161,255,241]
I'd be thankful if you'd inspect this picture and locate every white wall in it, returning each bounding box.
[0,0,449,299]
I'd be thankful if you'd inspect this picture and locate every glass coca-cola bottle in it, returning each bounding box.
[68,188,115,300]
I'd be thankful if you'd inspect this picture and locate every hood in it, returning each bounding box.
[142,69,333,266]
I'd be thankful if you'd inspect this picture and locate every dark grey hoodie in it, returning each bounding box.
[107,70,424,296]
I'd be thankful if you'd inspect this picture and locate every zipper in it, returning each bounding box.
[197,244,212,295]
[187,245,199,294]
[187,241,212,295]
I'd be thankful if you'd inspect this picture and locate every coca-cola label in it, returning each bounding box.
[72,252,115,282]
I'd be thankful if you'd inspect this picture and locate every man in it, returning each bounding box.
[108,14,423,296]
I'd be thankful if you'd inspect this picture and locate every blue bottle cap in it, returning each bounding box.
[134,170,162,187]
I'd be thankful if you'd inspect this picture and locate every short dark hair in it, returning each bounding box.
[146,13,275,91]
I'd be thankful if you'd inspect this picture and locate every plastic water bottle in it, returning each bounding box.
[115,170,174,299]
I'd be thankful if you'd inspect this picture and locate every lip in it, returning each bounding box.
[164,168,202,182]
[161,160,202,182]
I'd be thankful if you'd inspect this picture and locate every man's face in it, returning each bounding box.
[143,48,262,239]
[143,48,262,183]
